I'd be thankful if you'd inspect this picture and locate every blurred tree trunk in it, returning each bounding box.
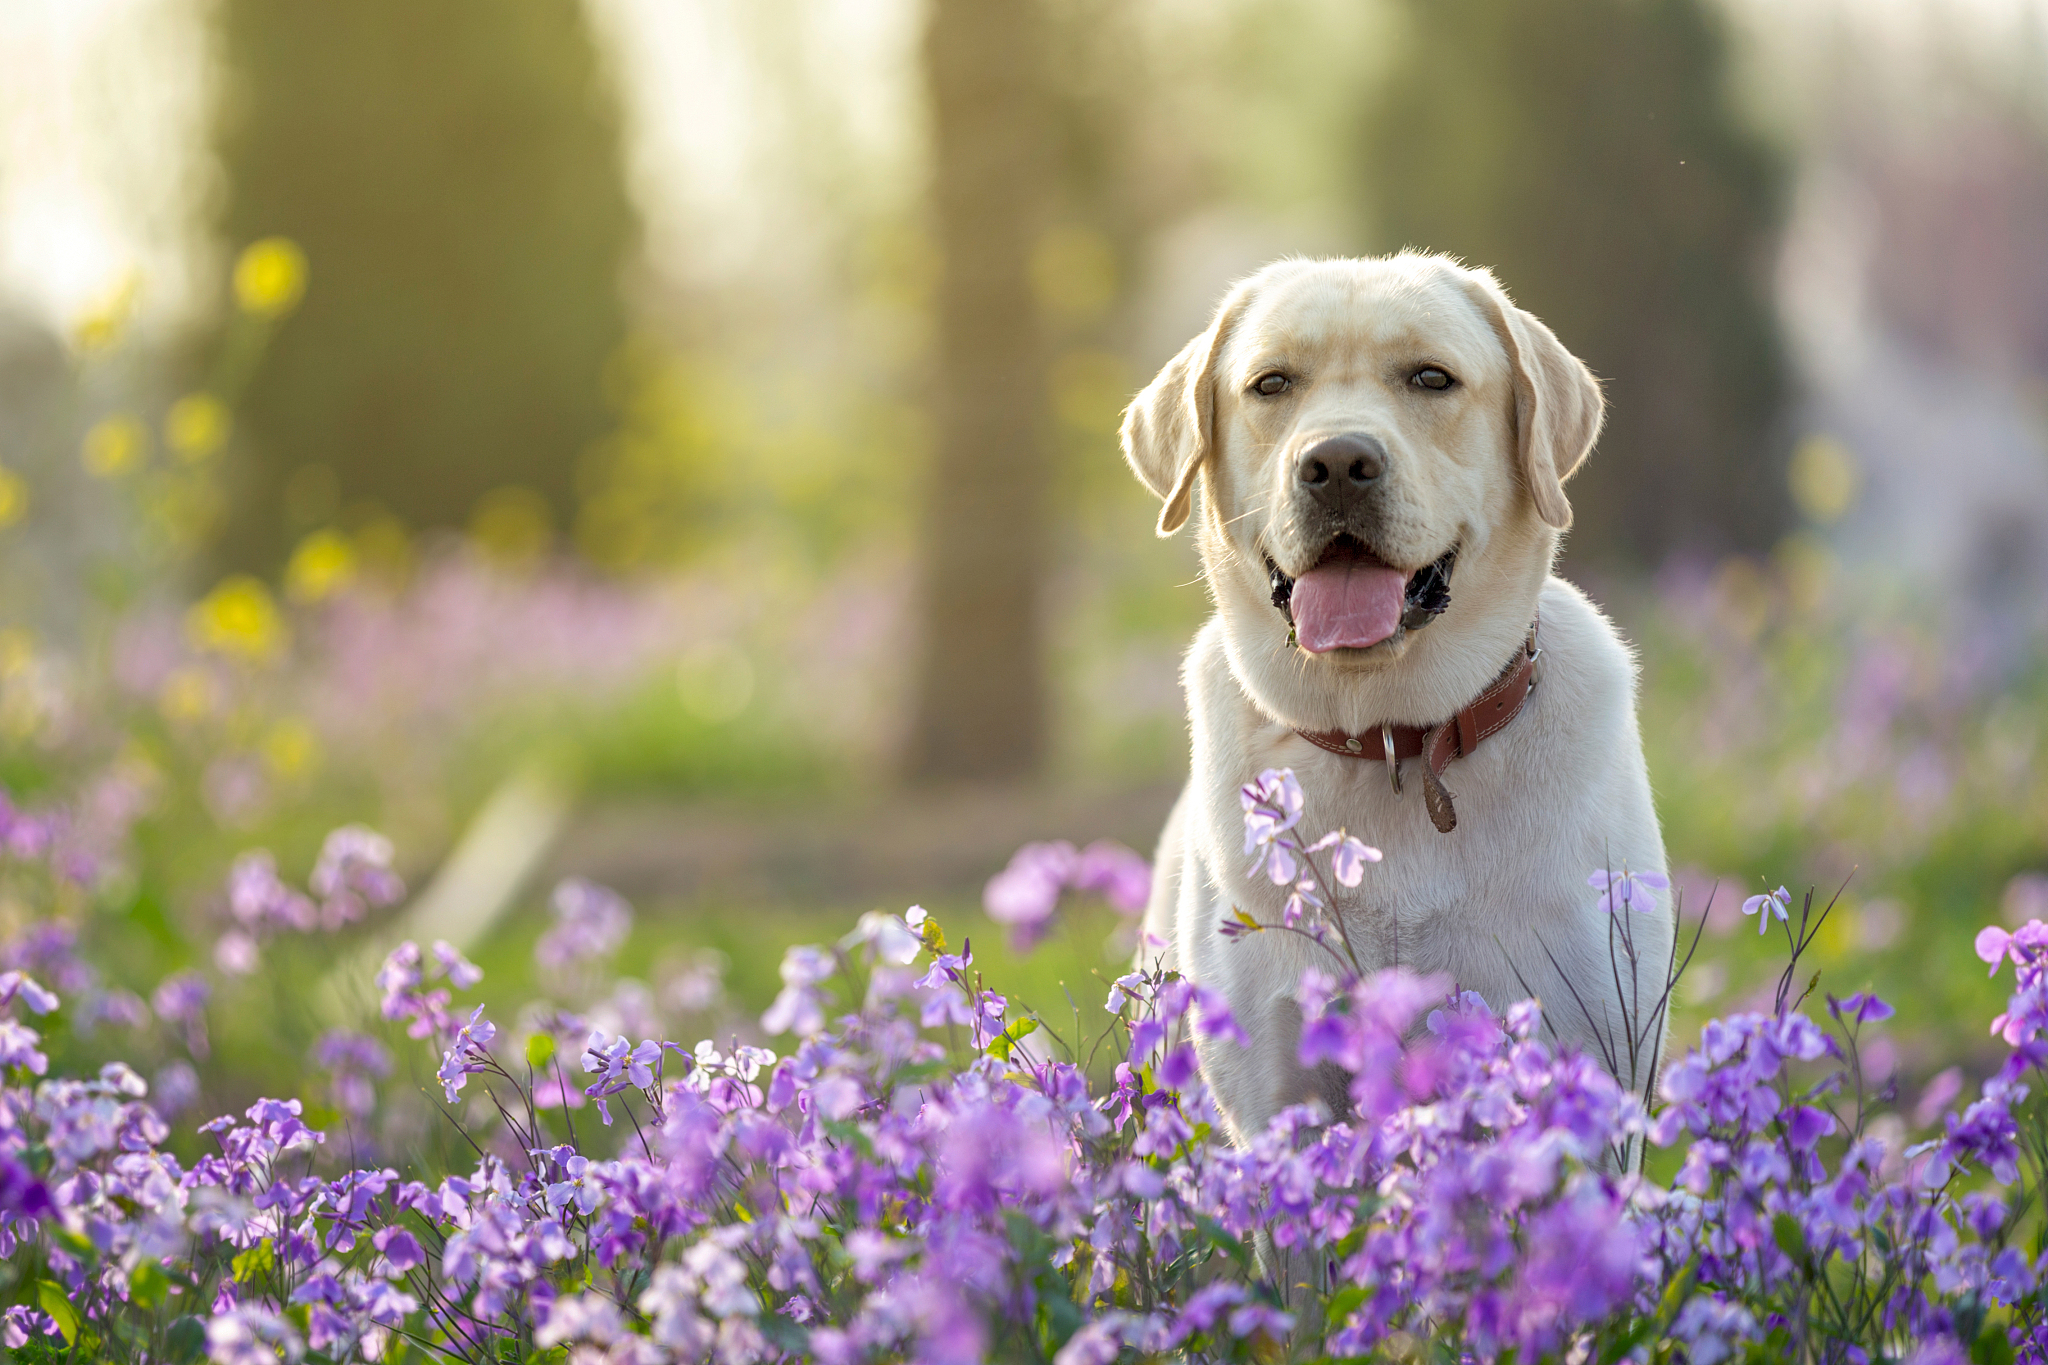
[211,0,635,572]
[904,0,1052,782]
[1360,0,1790,569]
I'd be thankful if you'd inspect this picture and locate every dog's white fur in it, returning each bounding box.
[1124,253,1672,1144]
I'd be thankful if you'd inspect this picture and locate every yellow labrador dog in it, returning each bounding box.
[1125,253,1672,1145]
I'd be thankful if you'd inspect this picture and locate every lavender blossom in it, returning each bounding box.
[1743,884,1792,934]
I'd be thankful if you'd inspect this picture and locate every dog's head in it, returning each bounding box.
[1122,253,1604,730]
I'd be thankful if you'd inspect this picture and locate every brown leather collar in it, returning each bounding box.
[1294,617,1543,834]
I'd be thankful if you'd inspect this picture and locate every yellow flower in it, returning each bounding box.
[187,577,288,664]
[233,237,308,319]
[82,416,149,479]
[165,394,232,462]
[0,467,27,528]
[261,717,322,779]
[285,529,357,604]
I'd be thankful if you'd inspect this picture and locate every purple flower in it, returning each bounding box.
[1914,1067,1965,1127]
[1828,992,1894,1025]
[1742,886,1791,935]
[1074,840,1152,913]
[1977,925,2013,975]
[1157,1044,1200,1091]
[761,945,835,1038]
[315,1030,392,1118]
[436,1006,497,1102]
[1189,985,1248,1047]
[310,824,405,928]
[581,1029,685,1125]
[0,1154,52,1219]
[842,910,923,965]
[1240,768,1304,848]
[536,878,632,969]
[1330,834,1382,887]
[983,841,1078,952]
[151,969,209,1023]
[1783,1104,1835,1151]
[431,940,483,989]
[0,971,57,1016]
[153,970,212,1059]
[1589,867,1669,914]
[372,1225,424,1272]
[226,850,316,933]
[214,931,260,975]
[1249,840,1297,886]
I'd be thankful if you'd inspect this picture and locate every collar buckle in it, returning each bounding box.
[1381,722,1403,794]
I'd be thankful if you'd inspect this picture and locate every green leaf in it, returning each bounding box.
[130,1258,171,1309]
[1324,1285,1369,1329]
[1652,1255,1698,1330]
[165,1316,208,1365]
[1188,1213,1252,1272]
[527,1031,557,1069]
[35,1282,77,1345]
[1597,1319,1653,1364]
[232,1237,275,1283]
[46,1223,96,1263]
[759,1314,810,1355]
[988,1017,1040,1062]
[1771,1213,1809,1269]
[1974,1322,2018,1365]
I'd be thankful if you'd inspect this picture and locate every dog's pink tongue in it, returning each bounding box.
[1292,554,1407,653]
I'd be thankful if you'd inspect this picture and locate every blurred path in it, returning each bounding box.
[547,781,1182,909]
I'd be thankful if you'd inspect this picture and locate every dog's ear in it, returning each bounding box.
[1462,271,1604,530]
[1121,283,1251,537]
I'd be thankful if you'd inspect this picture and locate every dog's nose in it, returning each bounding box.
[1294,433,1387,514]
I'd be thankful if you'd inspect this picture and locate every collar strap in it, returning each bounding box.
[1294,616,1543,834]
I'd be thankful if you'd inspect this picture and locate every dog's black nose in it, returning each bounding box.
[1294,433,1386,513]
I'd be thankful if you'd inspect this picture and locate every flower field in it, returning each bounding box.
[1,745,2047,1362]
[1,247,2044,1363]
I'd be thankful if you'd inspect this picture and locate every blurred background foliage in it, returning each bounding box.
[0,0,2041,1136]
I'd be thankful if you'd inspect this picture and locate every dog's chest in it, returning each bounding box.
[1208,737,1558,931]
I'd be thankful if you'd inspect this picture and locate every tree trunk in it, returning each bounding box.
[904,0,1051,782]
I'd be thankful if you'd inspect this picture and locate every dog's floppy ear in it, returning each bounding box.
[1462,270,1604,530]
[1120,282,1252,537]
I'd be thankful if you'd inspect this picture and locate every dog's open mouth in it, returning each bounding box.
[1267,536,1457,653]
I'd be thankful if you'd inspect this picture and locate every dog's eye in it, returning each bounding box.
[1252,372,1292,397]
[1411,367,1455,391]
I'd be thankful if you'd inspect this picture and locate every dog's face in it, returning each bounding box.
[1123,254,1605,727]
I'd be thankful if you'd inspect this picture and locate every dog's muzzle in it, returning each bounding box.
[1268,546,1458,641]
